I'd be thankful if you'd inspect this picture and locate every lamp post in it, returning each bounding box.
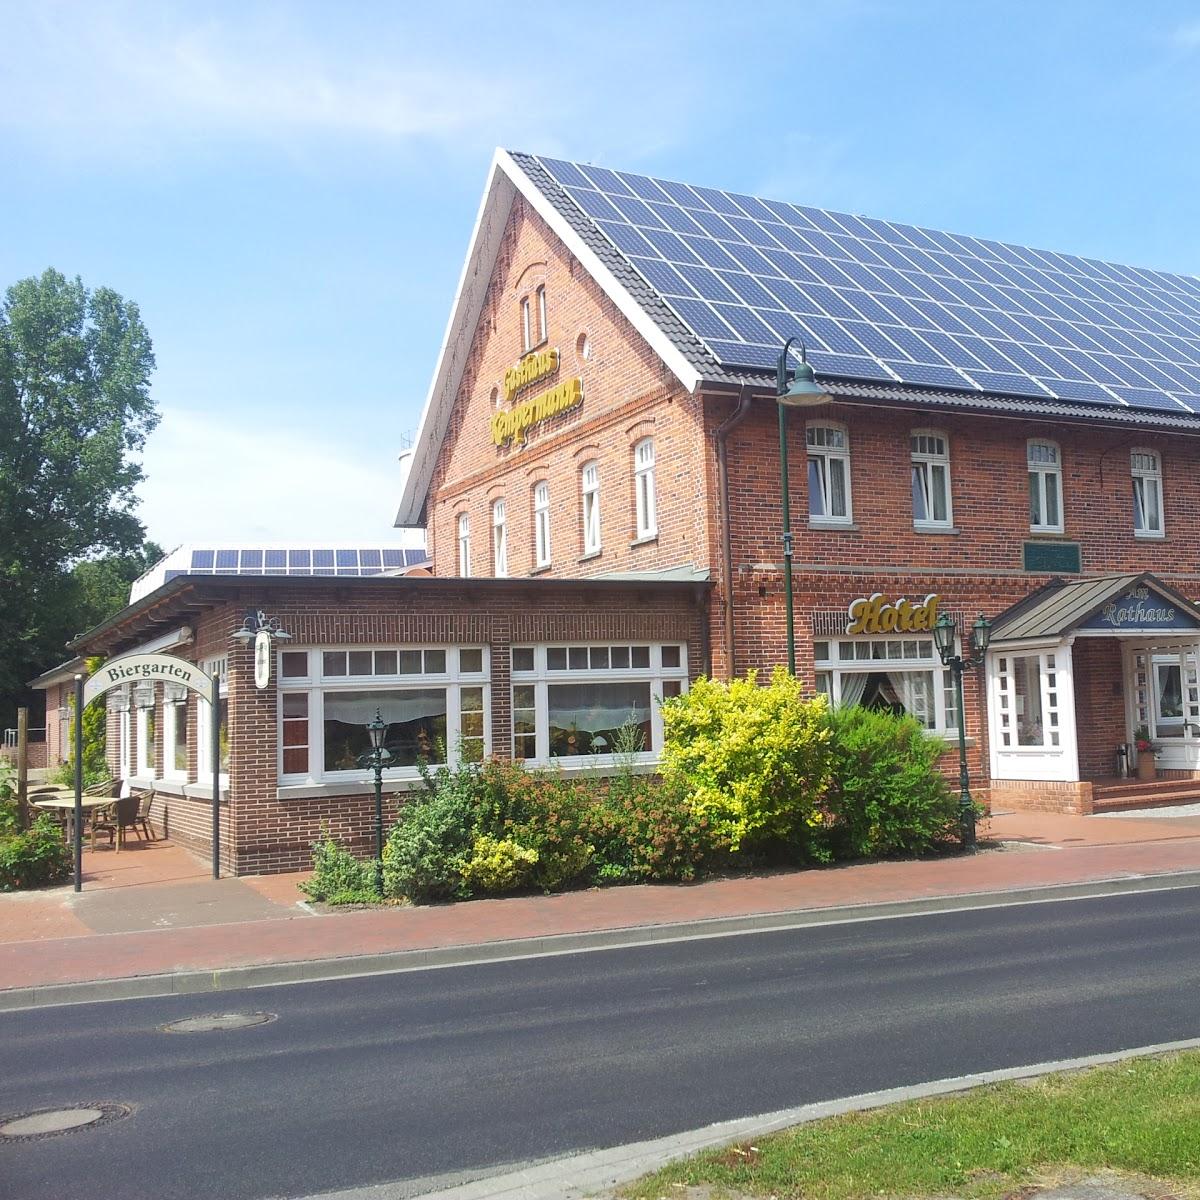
[364,709,391,897]
[933,611,992,850]
[776,337,833,674]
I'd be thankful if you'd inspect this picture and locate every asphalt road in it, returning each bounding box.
[2,886,1199,1200]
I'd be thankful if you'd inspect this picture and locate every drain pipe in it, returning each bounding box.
[713,384,754,679]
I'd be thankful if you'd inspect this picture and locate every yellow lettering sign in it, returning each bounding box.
[491,377,583,446]
[503,348,560,403]
[846,592,941,636]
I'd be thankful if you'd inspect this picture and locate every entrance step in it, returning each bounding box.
[1091,776,1200,800]
[1092,788,1200,813]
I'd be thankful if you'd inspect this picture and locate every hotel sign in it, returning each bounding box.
[846,592,942,635]
[1079,585,1200,633]
[491,376,583,446]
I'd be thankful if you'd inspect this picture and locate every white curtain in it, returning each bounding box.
[887,671,933,727]
[837,672,868,707]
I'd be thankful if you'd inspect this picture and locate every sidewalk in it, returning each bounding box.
[4,807,1200,1006]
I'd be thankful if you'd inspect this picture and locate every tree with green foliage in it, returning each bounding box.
[0,269,158,729]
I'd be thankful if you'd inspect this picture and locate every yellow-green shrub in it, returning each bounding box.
[660,668,832,853]
[459,835,538,894]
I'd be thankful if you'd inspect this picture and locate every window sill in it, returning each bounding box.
[578,550,603,563]
[914,524,960,536]
[1028,528,1067,538]
[276,777,432,800]
[808,520,859,531]
[934,736,977,750]
[630,533,658,548]
[1134,530,1166,540]
[529,564,553,576]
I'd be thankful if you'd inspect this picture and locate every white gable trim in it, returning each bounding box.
[394,149,703,528]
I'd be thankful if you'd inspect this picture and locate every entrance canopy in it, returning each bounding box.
[989,573,1200,644]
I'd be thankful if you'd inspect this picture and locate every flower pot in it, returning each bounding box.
[1136,753,1157,781]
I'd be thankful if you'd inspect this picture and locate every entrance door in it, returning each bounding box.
[1127,646,1200,771]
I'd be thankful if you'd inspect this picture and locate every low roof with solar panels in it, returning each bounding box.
[129,539,430,603]
[396,148,1200,525]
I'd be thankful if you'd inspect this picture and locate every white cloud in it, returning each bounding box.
[1171,20,1200,51]
[135,407,402,545]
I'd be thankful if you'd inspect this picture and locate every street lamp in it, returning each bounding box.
[230,609,293,643]
[776,337,833,674]
[363,708,392,897]
[933,611,992,850]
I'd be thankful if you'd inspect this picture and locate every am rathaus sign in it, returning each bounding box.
[70,653,222,892]
[1079,585,1200,634]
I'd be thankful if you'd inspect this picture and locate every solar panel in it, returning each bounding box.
[531,156,1200,415]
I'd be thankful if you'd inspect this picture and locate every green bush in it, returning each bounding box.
[382,778,477,903]
[0,762,18,835]
[820,705,958,858]
[301,828,378,903]
[459,834,538,894]
[660,668,833,855]
[0,815,71,891]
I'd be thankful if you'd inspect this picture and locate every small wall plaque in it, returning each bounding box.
[1023,541,1081,573]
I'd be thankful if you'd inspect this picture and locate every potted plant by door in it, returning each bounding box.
[1134,726,1158,781]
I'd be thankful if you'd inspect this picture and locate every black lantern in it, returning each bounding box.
[933,611,958,663]
[972,614,992,656]
[363,708,391,897]
[366,709,388,753]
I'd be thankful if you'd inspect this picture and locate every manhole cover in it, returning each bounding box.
[0,1103,132,1142]
[160,1012,276,1033]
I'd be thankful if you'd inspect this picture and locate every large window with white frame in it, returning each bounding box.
[510,643,687,764]
[910,430,952,528]
[457,513,471,577]
[581,460,601,554]
[135,690,157,778]
[163,686,189,780]
[533,481,551,569]
[1131,449,1163,537]
[806,422,852,523]
[993,650,1062,749]
[119,708,132,780]
[197,656,229,779]
[492,499,508,577]
[278,646,489,783]
[1027,439,1063,533]
[814,638,958,733]
[633,437,657,539]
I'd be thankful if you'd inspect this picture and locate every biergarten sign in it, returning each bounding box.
[83,653,215,708]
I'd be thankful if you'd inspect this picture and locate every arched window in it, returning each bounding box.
[910,429,952,528]
[1027,439,1063,533]
[492,499,508,577]
[536,285,548,344]
[533,482,551,568]
[520,296,532,353]
[457,513,471,577]
[634,437,657,539]
[581,461,601,555]
[1131,448,1163,536]
[806,422,852,523]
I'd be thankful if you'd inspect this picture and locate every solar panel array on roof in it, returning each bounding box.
[531,155,1200,415]
[186,547,428,577]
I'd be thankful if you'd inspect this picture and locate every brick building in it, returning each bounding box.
[71,150,1200,873]
[395,150,1200,817]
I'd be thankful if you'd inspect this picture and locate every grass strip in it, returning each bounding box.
[623,1050,1200,1199]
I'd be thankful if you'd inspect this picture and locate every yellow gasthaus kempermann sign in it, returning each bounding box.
[491,347,583,446]
[846,592,942,635]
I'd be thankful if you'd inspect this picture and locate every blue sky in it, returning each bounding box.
[4,1,1199,547]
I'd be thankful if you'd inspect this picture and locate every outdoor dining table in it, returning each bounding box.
[32,794,115,847]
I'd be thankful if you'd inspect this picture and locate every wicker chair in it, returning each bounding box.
[131,788,155,841]
[89,795,140,850]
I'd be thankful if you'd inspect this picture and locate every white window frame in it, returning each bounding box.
[1027,439,1064,534]
[135,700,156,779]
[492,499,508,577]
[521,296,532,352]
[536,285,547,344]
[457,512,471,577]
[806,421,853,525]
[277,646,491,785]
[910,429,953,529]
[197,656,229,782]
[533,481,551,569]
[510,643,688,766]
[581,460,601,555]
[1131,448,1164,538]
[633,437,657,540]
[992,649,1063,751]
[813,637,957,734]
[118,709,132,780]
[163,694,188,781]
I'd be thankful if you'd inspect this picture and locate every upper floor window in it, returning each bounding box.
[806,422,852,524]
[536,285,548,343]
[533,482,551,568]
[492,499,508,576]
[581,460,601,555]
[910,430,952,528]
[634,438,657,539]
[521,296,532,353]
[1131,449,1163,537]
[457,513,471,577]
[1027,439,1063,533]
